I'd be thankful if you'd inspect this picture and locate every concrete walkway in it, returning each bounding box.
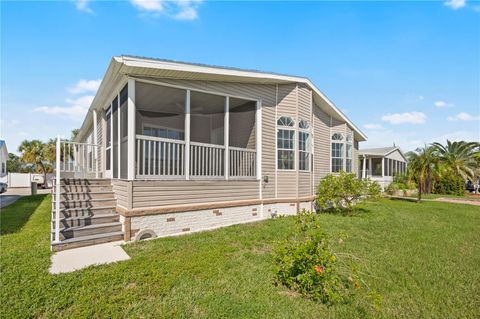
[49,241,130,274]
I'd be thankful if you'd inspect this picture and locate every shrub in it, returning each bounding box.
[316,172,381,214]
[433,174,465,196]
[273,211,361,304]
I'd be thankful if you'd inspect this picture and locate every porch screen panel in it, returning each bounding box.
[112,96,118,179]
[372,158,382,176]
[120,85,128,179]
[190,91,225,177]
[229,97,256,177]
[135,83,186,176]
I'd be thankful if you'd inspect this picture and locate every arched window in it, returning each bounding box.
[345,133,353,172]
[298,120,311,171]
[277,116,295,127]
[331,133,344,172]
[332,133,343,141]
[277,116,295,169]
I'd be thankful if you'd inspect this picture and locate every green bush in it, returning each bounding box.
[273,211,361,304]
[385,182,408,195]
[433,174,465,196]
[316,172,381,214]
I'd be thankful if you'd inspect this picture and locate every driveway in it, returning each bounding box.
[0,187,51,209]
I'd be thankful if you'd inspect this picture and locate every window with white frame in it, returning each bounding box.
[331,133,344,172]
[345,133,353,173]
[277,116,295,170]
[298,120,311,171]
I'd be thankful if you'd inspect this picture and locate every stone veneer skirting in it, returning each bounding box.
[118,197,315,241]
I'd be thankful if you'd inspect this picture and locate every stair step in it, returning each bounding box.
[53,191,115,200]
[55,206,117,218]
[53,213,120,228]
[53,198,117,209]
[51,231,124,252]
[55,222,122,240]
[59,178,112,186]
[56,185,113,192]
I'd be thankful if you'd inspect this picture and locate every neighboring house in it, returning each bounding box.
[358,146,407,189]
[0,140,7,179]
[51,56,367,251]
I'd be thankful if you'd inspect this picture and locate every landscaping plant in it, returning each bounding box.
[273,210,363,304]
[315,172,381,214]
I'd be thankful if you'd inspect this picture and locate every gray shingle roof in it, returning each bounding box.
[358,146,398,156]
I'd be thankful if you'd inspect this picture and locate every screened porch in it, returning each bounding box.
[104,79,260,181]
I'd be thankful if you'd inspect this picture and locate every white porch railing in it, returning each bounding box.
[136,135,185,178]
[53,137,102,243]
[229,147,256,178]
[136,135,256,180]
[190,141,225,178]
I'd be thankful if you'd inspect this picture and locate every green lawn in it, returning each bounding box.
[1,195,479,318]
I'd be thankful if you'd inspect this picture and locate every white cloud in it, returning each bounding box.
[130,0,202,20]
[75,0,93,13]
[447,112,480,121]
[381,111,427,125]
[434,100,454,108]
[433,130,479,143]
[363,124,384,130]
[131,0,164,12]
[418,95,424,101]
[444,0,466,10]
[67,79,101,94]
[34,95,94,118]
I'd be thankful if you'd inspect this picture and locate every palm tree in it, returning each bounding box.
[432,140,480,181]
[18,140,54,188]
[406,145,439,201]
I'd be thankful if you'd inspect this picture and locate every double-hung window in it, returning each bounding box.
[277,116,295,170]
[345,133,353,173]
[298,120,311,171]
[331,133,344,172]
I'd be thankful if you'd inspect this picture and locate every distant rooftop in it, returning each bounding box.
[359,146,399,156]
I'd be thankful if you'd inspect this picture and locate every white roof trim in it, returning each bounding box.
[78,56,367,141]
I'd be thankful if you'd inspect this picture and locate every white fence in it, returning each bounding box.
[1,172,54,188]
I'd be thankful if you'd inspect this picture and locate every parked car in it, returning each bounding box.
[0,182,7,194]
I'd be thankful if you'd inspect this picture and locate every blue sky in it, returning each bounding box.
[1,0,479,154]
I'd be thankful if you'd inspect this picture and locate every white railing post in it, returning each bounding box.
[224,96,229,180]
[185,90,191,180]
[54,136,61,243]
[93,110,98,178]
[127,79,136,180]
[256,100,262,180]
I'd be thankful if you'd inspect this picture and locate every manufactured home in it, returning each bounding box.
[52,56,367,251]
[358,146,407,189]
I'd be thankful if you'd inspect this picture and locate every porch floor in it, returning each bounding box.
[49,241,130,274]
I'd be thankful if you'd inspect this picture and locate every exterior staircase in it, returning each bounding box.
[51,179,123,252]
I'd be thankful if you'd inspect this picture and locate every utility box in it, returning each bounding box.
[31,182,37,195]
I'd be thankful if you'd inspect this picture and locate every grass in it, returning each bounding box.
[405,192,480,201]
[1,195,479,318]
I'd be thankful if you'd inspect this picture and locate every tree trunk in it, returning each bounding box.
[38,162,48,189]
[417,181,422,202]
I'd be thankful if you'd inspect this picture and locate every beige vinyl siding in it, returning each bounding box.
[298,171,312,196]
[276,83,298,197]
[262,99,276,199]
[313,104,330,185]
[297,84,313,196]
[112,180,130,209]
[276,171,297,198]
[132,180,258,208]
